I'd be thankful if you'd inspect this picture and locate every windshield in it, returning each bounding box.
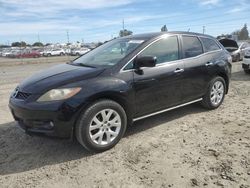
[72,38,144,67]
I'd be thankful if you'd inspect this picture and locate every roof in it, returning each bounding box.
[123,31,214,40]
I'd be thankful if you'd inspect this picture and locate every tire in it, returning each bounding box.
[75,99,127,152]
[60,52,64,56]
[76,53,80,56]
[244,69,250,74]
[201,76,226,110]
[47,53,51,57]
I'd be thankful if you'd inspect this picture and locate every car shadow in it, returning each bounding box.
[0,102,205,175]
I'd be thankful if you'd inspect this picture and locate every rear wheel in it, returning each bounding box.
[75,100,127,152]
[202,76,226,109]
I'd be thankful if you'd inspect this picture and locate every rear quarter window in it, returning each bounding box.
[182,36,203,58]
[200,37,221,52]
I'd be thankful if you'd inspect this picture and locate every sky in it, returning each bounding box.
[0,0,249,44]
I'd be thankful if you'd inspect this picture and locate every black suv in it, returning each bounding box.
[9,32,232,152]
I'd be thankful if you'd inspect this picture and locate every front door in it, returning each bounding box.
[132,35,185,117]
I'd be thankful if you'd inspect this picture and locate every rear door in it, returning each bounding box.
[131,35,185,117]
[181,35,221,102]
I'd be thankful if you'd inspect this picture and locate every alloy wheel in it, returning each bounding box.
[89,109,121,146]
[210,81,224,106]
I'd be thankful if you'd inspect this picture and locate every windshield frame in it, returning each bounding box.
[71,38,145,68]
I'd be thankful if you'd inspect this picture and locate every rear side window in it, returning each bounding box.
[200,37,221,52]
[182,36,203,58]
[140,36,179,64]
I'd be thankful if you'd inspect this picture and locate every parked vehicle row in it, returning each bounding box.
[0,47,91,58]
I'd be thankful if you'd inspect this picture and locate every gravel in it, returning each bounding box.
[0,59,249,188]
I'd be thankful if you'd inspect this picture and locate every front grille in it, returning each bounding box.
[15,91,31,100]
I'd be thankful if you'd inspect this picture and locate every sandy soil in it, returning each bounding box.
[0,59,249,188]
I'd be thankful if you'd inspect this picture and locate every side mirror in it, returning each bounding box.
[134,56,157,69]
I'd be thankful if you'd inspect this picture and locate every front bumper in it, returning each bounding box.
[9,98,81,138]
[243,57,250,70]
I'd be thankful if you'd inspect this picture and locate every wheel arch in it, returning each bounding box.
[217,72,229,94]
[70,91,134,139]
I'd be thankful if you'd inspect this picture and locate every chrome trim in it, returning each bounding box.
[133,98,202,122]
[174,68,184,73]
[205,62,214,66]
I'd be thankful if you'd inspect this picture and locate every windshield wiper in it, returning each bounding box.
[78,63,96,68]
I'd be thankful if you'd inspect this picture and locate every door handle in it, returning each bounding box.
[205,62,213,66]
[174,68,184,73]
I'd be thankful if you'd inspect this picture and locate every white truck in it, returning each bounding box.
[71,48,90,56]
[43,49,65,56]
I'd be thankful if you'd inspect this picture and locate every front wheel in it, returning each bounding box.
[75,100,127,152]
[202,77,226,109]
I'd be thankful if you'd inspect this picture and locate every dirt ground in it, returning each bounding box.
[0,58,249,188]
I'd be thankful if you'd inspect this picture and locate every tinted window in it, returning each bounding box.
[140,36,179,64]
[201,37,221,52]
[182,36,203,58]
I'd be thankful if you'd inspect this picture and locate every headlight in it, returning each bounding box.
[37,87,81,102]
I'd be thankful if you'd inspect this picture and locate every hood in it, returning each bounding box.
[19,63,105,93]
[219,39,239,52]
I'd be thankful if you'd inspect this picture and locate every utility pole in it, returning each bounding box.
[66,30,70,60]
[203,26,206,34]
[37,33,40,43]
[66,30,70,44]
[122,19,125,31]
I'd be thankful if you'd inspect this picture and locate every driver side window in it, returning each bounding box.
[140,36,179,64]
[123,36,179,70]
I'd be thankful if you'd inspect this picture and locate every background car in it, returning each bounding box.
[6,50,22,58]
[219,39,243,62]
[242,48,250,74]
[238,42,250,56]
[43,49,65,56]
[71,48,90,56]
[2,49,14,57]
[16,50,41,58]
